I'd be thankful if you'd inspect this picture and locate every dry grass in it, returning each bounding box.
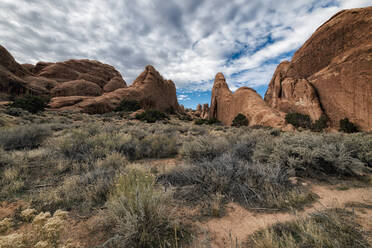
[0,109,371,247]
[104,169,191,248]
[247,208,370,248]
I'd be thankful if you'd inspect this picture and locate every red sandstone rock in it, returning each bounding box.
[50,65,180,114]
[210,73,291,129]
[265,7,372,131]
[103,76,127,93]
[51,80,103,97]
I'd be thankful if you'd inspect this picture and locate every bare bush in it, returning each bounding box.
[0,124,52,150]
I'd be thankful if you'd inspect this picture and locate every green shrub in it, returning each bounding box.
[194,118,220,125]
[0,124,52,150]
[208,118,220,125]
[248,208,369,248]
[232,113,249,127]
[4,107,28,117]
[340,118,358,133]
[135,110,169,123]
[194,119,207,125]
[311,114,329,132]
[178,114,192,121]
[10,95,49,113]
[105,170,190,248]
[115,100,141,112]
[285,112,311,129]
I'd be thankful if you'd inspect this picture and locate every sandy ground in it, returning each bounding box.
[202,183,372,247]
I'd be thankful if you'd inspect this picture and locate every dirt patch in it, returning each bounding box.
[201,183,372,247]
[0,200,27,219]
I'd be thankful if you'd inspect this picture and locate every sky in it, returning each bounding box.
[0,0,370,108]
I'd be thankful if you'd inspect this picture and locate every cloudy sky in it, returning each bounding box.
[0,0,370,108]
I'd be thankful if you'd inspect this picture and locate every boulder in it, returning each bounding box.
[210,73,290,129]
[265,7,372,131]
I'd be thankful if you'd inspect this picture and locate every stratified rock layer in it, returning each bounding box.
[265,7,372,131]
[210,73,291,129]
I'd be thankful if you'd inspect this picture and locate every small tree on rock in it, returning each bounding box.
[339,118,358,133]
[232,113,249,127]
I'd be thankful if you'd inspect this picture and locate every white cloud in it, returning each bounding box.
[0,0,370,93]
[177,94,190,101]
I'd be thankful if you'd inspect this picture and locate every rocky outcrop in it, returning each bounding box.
[0,45,35,95]
[265,61,324,121]
[210,73,291,129]
[0,45,127,98]
[265,7,372,131]
[49,65,181,114]
[195,103,210,119]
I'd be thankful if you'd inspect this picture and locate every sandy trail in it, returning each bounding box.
[201,183,372,247]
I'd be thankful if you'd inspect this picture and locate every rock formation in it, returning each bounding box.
[0,45,127,98]
[265,7,372,131]
[210,73,291,129]
[0,45,180,115]
[0,45,36,95]
[195,103,210,119]
[49,65,181,114]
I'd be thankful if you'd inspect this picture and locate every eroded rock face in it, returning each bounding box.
[50,65,181,114]
[265,7,372,131]
[265,61,324,121]
[210,73,291,129]
[0,45,34,95]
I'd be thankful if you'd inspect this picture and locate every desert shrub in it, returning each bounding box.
[340,118,359,133]
[0,210,69,248]
[105,170,190,248]
[165,106,176,114]
[0,124,52,150]
[0,149,65,200]
[232,113,249,127]
[10,95,49,114]
[137,134,178,159]
[115,133,178,160]
[252,132,372,179]
[58,130,105,162]
[4,107,28,117]
[232,137,258,162]
[180,136,230,162]
[135,110,169,123]
[342,133,372,167]
[178,114,192,121]
[160,153,313,210]
[248,208,370,248]
[194,119,208,125]
[115,99,141,112]
[35,167,118,213]
[285,112,311,129]
[311,114,329,132]
[194,118,220,125]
